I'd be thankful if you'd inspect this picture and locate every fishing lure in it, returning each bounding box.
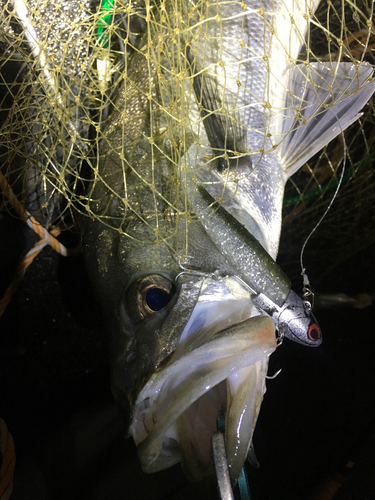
[194,186,322,347]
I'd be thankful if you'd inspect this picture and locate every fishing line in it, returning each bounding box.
[299,110,348,307]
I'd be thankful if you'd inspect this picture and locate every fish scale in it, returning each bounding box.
[0,0,375,489]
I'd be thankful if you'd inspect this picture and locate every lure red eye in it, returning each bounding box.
[308,323,321,341]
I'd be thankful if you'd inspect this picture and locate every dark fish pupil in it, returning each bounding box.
[217,153,235,173]
[217,157,229,172]
[145,287,170,311]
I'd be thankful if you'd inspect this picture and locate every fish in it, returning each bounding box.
[1,0,375,487]
[1,0,94,227]
[80,0,375,483]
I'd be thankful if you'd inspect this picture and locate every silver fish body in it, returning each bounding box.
[81,0,375,482]
[6,0,93,226]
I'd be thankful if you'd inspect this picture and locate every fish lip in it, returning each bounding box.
[129,312,276,480]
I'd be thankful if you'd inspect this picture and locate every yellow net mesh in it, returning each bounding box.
[0,0,374,263]
[280,0,375,283]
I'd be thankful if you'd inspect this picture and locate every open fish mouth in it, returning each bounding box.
[129,276,276,481]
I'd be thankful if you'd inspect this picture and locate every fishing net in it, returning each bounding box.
[279,1,375,286]
[0,0,374,280]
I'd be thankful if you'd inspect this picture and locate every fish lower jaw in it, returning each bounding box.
[161,380,228,480]
[128,315,276,482]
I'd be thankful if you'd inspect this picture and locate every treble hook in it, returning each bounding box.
[266,368,282,380]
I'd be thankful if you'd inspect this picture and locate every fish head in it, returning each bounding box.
[82,212,180,427]
[83,204,277,481]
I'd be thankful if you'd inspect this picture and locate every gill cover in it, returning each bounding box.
[252,290,322,346]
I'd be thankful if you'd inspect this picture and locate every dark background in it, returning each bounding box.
[1,218,375,500]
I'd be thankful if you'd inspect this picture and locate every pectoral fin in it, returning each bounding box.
[278,62,375,177]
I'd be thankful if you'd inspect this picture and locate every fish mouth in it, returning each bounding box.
[129,277,276,482]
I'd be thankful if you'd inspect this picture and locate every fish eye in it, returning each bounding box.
[133,274,174,319]
[217,156,230,172]
[217,153,236,173]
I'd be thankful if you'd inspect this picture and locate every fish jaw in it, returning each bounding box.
[129,276,276,481]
